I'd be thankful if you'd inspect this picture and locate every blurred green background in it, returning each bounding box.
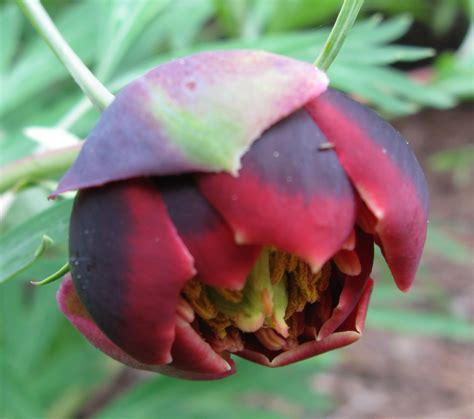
[1,0,473,418]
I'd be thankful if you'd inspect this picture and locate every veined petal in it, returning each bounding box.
[158,176,261,290]
[306,89,428,291]
[58,276,233,380]
[69,179,195,365]
[53,51,328,196]
[198,109,355,271]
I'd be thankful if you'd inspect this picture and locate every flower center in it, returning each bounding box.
[181,248,331,352]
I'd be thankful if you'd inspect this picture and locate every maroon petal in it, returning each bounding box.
[237,278,374,367]
[158,176,261,290]
[58,276,233,380]
[69,179,195,365]
[306,89,428,291]
[318,229,374,339]
[158,316,235,380]
[198,109,356,271]
[57,275,160,372]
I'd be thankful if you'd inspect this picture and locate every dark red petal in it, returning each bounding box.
[237,278,374,367]
[57,275,163,371]
[306,89,428,291]
[58,276,234,380]
[158,176,261,290]
[69,179,195,365]
[318,229,374,339]
[159,317,235,380]
[198,109,356,271]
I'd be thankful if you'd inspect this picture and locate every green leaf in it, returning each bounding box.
[266,0,341,32]
[128,0,214,54]
[432,49,474,101]
[346,14,413,44]
[96,355,337,419]
[1,0,99,116]
[94,0,171,82]
[367,307,474,341]
[425,224,471,263]
[337,45,435,65]
[0,199,72,284]
[0,279,63,370]
[0,4,23,74]
[0,358,45,419]
[0,274,113,418]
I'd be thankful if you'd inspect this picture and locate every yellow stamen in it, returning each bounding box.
[182,278,217,320]
[182,248,332,353]
[213,287,243,303]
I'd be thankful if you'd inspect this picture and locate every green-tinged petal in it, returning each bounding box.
[54,50,328,195]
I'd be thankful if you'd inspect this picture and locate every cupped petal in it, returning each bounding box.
[198,109,356,271]
[53,51,328,196]
[158,176,261,290]
[318,229,374,340]
[69,179,195,365]
[306,89,428,291]
[58,276,233,380]
[157,317,235,380]
[57,275,159,371]
[237,278,373,367]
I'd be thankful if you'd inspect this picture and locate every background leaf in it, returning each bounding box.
[0,199,72,284]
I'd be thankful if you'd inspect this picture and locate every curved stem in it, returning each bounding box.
[314,0,364,71]
[16,0,114,111]
[0,145,81,193]
[31,262,70,286]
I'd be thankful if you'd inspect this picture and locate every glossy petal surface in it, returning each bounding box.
[198,109,356,271]
[306,89,428,290]
[69,179,195,365]
[54,51,328,195]
[158,176,261,290]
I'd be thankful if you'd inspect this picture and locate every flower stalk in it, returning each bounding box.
[15,0,114,111]
[314,0,364,71]
[0,145,81,193]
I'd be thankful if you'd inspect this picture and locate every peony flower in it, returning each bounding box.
[54,51,428,380]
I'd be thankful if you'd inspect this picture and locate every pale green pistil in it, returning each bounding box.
[182,248,332,352]
[209,248,289,337]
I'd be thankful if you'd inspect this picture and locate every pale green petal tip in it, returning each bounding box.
[141,50,329,174]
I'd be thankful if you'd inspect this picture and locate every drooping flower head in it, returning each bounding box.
[54,51,428,380]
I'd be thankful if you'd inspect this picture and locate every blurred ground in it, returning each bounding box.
[314,104,474,419]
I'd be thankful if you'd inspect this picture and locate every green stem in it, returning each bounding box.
[314,0,364,71]
[0,145,81,193]
[16,0,114,111]
[31,262,70,286]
